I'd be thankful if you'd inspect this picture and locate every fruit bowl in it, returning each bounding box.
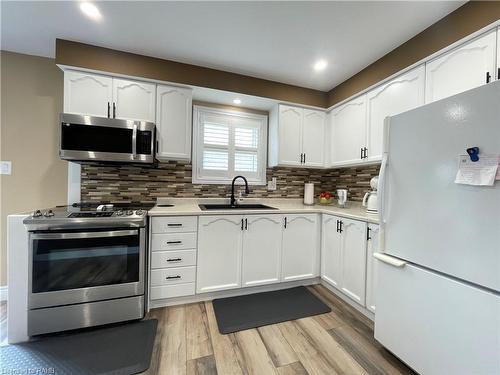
[319,192,333,205]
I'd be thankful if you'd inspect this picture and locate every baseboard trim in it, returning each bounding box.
[0,286,8,302]
[319,280,374,321]
[148,278,320,310]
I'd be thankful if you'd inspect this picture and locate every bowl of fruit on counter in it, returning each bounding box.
[319,191,333,205]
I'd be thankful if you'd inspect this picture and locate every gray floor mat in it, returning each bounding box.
[0,319,157,375]
[212,286,331,334]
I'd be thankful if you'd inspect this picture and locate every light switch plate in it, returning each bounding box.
[0,161,12,175]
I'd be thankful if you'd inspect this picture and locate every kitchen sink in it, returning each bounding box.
[198,203,277,211]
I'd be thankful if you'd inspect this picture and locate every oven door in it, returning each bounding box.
[29,228,145,309]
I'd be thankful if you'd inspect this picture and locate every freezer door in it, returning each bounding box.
[375,259,500,375]
[380,81,500,291]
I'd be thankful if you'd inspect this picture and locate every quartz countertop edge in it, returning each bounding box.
[148,198,379,224]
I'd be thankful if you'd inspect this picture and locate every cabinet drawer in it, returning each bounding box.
[152,216,197,233]
[151,233,197,251]
[150,266,196,286]
[151,250,197,269]
[150,283,195,300]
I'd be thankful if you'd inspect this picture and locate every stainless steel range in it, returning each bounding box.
[23,203,153,336]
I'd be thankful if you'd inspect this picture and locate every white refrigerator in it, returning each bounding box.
[374,80,500,374]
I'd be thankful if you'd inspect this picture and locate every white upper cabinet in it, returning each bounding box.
[330,95,367,166]
[276,105,303,166]
[366,65,425,161]
[64,72,156,122]
[365,223,380,313]
[156,85,193,161]
[321,215,342,288]
[269,104,325,168]
[302,109,325,167]
[340,218,367,306]
[425,30,496,103]
[281,214,319,281]
[196,216,243,293]
[112,78,156,122]
[64,71,112,117]
[242,215,283,287]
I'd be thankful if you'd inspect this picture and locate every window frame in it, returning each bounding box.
[192,105,268,185]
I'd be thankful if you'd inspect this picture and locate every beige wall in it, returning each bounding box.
[0,51,67,286]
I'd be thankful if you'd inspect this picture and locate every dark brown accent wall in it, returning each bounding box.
[327,1,500,106]
[55,39,328,108]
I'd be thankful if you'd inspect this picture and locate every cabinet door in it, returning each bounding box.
[64,71,112,117]
[156,85,193,160]
[321,215,342,288]
[112,78,156,122]
[282,214,319,281]
[365,223,379,313]
[366,65,425,161]
[242,215,283,287]
[197,216,243,293]
[340,218,367,306]
[425,30,496,103]
[330,95,367,165]
[302,109,325,167]
[278,105,303,166]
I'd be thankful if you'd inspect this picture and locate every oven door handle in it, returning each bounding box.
[31,230,138,240]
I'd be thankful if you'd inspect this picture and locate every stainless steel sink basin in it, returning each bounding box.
[198,203,277,211]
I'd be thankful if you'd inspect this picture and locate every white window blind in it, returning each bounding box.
[193,106,268,185]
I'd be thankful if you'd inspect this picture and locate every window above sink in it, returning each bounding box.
[192,106,268,185]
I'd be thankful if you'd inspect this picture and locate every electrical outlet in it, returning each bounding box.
[267,177,277,191]
[0,161,12,175]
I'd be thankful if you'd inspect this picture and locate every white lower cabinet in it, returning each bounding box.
[242,215,283,287]
[365,223,380,313]
[321,215,342,288]
[321,215,367,306]
[150,216,198,301]
[281,214,319,282]
[197,215,244,293]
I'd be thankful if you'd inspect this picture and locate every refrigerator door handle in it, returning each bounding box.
[378,153,388,224]
[373,252,407,268]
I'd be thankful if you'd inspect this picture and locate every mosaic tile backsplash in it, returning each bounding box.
[80,161,380,204]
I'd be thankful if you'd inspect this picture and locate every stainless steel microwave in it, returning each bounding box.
[59,113,155,164]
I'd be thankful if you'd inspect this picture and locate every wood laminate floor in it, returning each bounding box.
[141,285,415,375]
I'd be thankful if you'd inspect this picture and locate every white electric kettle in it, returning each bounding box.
[362,176,379,214]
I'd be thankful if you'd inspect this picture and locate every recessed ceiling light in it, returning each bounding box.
[313,59,328,72]
[79,2,102,21]
[233,98,242,105]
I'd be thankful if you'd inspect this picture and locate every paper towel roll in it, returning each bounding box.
[304,183,314,205]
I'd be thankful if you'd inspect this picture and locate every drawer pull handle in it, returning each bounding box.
[167,241,182,245]
[167,223,182,227]
[167,258,182,262]
[166,275,181,280]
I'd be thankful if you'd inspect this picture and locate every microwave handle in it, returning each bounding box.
[132,124,137,159]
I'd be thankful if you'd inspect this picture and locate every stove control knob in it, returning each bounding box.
[43,210,54,217]
[126,210,134,216]
[33,210,42,217]
[136,209,144,215]
[115,210,124,216]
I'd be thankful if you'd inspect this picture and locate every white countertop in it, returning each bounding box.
[148,198,379,224]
